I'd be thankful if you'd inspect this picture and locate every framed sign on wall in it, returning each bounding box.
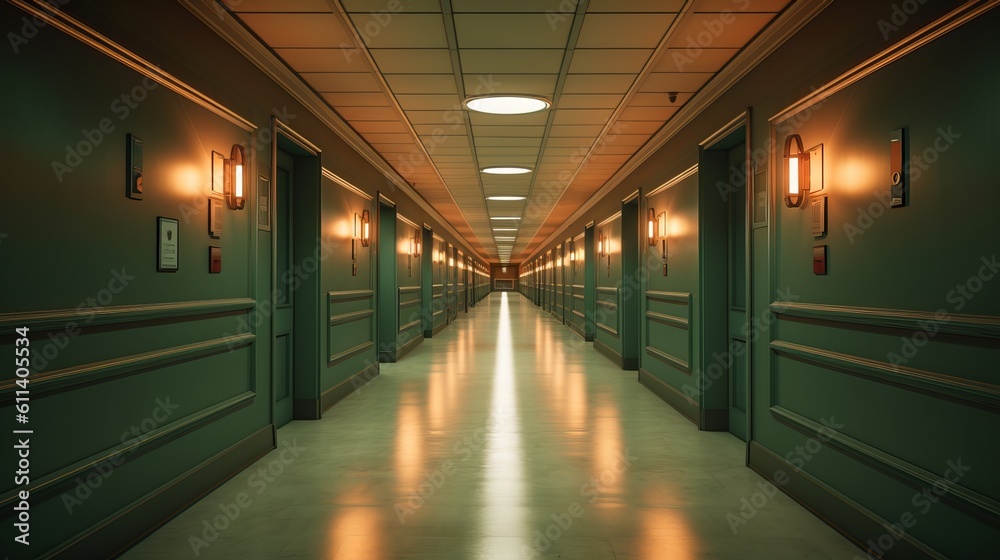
[157,217,179,272]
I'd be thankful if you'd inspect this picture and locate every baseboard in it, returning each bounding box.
[638,368,699,427]
[320,363,379,413]
[432,320,446,337]
[53,425,273,560]
[748,442,944,559]
[293,398,321,420]
[567,320,586,340]
[594,338,624,369]
[701,408,728,431]
[395,333,424,361]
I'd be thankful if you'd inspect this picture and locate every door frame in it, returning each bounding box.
[270,118,323,425]
[377,194,397,362]
[621,190,641,371]
[698,110,754,445]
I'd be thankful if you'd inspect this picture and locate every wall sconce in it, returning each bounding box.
[569,241,576,262]
[784,134,810,208]
[225,144,246,210]
[449,256,455,267]
[354,210,371,247]
[647,208,657,246]
[597,229,605,257]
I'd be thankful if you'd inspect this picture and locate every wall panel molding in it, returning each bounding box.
[0,334,256,399]
[770,340,999,411]
[771,301,1000,339]
[12,0,255,131]
[0,391,256,508]
[770,405,1000,519]
[0,298,255,333]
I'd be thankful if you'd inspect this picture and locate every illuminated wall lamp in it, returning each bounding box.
[784,134,810,208]
[647,208,657,246]
[225,144,246,210]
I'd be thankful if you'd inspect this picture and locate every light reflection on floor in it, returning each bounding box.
[122,292,861,560]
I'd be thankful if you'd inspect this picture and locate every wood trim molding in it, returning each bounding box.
[323,168,372,201]
[0,298,255,333]
[771,301,1000,339]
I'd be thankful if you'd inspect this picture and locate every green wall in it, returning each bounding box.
[0,1,487,557]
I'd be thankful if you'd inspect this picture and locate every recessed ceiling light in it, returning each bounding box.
[464,95,551,115]
[482,166,532,175]
[486,196,527,201]
[490,216,520,220]
[494,237,516,241]
[493,228,517,231]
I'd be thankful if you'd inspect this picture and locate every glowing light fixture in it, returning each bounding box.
[784,134,810,208]
[482,166,532,175]
[647,208,658,246]
[487,196,527,201]
[463,95,550,115]
[493,228,517,231]
[225,144,246,210]
[490,216,521,220]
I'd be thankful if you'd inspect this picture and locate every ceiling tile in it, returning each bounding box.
[348,13,448,48]
[342,0,442,11]
[555,94,625,109]
[668,13,776,49]
[452,0,574,11]
[274,48,368,72]
[618,106,678,121]
[238,14,354,47]
[462,74,558,97]
[370,49,454,73]
[586,0,686,10]
[655,48,740,73]
[338,106,403,120]
[610,120,665,134]
[304,72,382,92]
[639,72,713,92]
[384,74,458,94]
[562,74,637,94]
[472,125,546,137]
[468,111,550,127]
[459,49,565,74]
[693,0,790,11]
[229,0,332,12]
[322,92,392,106]
[394,94,462,111]
[552,109,615,126]
[630,92,692,106]
[568,49,654,74]
[549,124,605,137]
[406,110,467,124]
[351,121,410,133]
[577,14,676,49]
[454,14,572,49]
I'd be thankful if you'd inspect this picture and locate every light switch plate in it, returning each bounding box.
[811,196,827,238]
[127,134,143,200]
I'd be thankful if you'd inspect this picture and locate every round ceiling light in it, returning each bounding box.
[482,166,532,175]
[464,95,551,115]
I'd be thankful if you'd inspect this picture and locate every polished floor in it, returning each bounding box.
[123,292,861,559]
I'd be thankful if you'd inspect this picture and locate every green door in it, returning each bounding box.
[727,143,748,440]
[273,151,295,428]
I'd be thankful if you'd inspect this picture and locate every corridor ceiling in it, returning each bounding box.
[218,0,794,263]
